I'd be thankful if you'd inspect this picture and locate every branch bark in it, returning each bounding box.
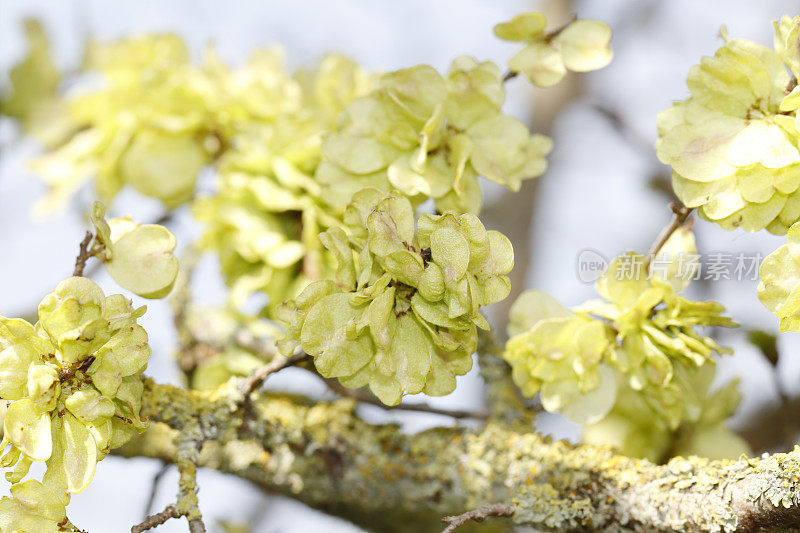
[647,202,693,260]
[72,231,94,277]
[116,379,800,533]
[442,503,514,532]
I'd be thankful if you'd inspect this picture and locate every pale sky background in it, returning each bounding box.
[1,1,799,531]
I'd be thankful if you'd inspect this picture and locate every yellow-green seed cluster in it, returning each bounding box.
[657,17,800,234]
[504,245,737,436]
[0,278,149,527]
[317,59,552,214]
[493,13,613,87]
[278,189,514,405]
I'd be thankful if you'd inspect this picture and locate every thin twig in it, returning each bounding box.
[72,231,94,277]
[240,352,309,397]
[647,202,693,260]
[502,70,518,82]
[502,13,577,85]
[131,505,180,533]
[441,503,515,533]
[142,461,172,519]
[322,376,491,420]
[153,211,175,226]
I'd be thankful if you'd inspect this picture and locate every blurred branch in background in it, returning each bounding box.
[592,103,675,200]
[739,331,800,453]
[483,0,580,338]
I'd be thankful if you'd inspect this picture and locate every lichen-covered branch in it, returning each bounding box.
[130,421,207,533]
[116,379,800,533]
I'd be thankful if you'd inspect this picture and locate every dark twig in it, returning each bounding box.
[142,461,172,519]
[647,202,693,260]
[502,70,518,82]
[72,231,94,277]
[131,505,180,533]
[322,376,491,420]
[441,503,515,532]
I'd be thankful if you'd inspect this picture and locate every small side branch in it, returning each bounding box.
[131,505,180,533]
[441,503,515,533]
[647,202,693,260]
[72,231,95,277]
[502,71,518,82]
[118,379,800,533]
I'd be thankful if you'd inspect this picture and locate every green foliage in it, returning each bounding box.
[317,58,552,214]
[583,364,750,462]
[20,34,217,213]
[183,306,281,390]
[494,13,613,87]
[746,329,780,366]
[0,479,77,532]
[277,189,514,404]
[0,278,150,526]
[6,10,800,528]
[504,231,739,447]
[0,19,68,147]
[656,17,800,234]
[505,293,615,425]
[0,13,619,319]
[193,54,372,311]
[90,202,179,299]
[758,220,800,330]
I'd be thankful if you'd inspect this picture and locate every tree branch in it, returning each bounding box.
[72,231,94,277]
[131,409,208,532]
[116,379,800,533]
[647,202,693,260]
[131,505,180,533]
[239,352,308,398]
[441,503,514,532]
